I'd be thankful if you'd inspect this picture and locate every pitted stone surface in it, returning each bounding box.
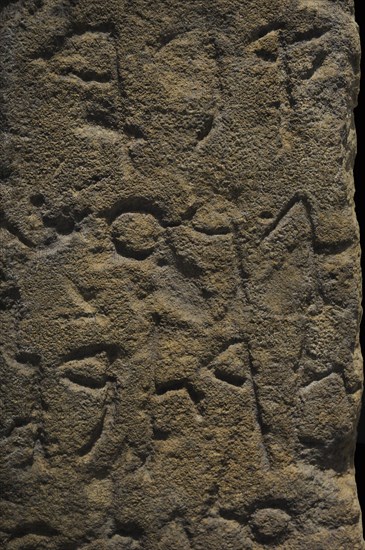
[0,0,363,548]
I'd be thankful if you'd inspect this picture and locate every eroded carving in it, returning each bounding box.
[0,0,362,548]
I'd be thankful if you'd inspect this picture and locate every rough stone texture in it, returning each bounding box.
[0,0,363,548]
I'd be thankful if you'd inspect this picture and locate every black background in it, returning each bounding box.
[354,0,364,534]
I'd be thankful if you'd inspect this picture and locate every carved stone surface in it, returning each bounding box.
[0,0,363,548]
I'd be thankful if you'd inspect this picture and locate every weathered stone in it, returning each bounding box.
[0,0,363,548]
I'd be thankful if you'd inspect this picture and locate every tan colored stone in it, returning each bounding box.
[0,0,363,548]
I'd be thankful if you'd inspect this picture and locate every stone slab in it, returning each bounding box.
[0,0,363,548]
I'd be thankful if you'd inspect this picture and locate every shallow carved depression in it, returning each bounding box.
[0,0,363,548]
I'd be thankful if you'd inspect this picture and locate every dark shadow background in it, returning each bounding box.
[354,0,364,536]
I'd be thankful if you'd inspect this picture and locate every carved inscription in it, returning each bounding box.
[0,0,363,548]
